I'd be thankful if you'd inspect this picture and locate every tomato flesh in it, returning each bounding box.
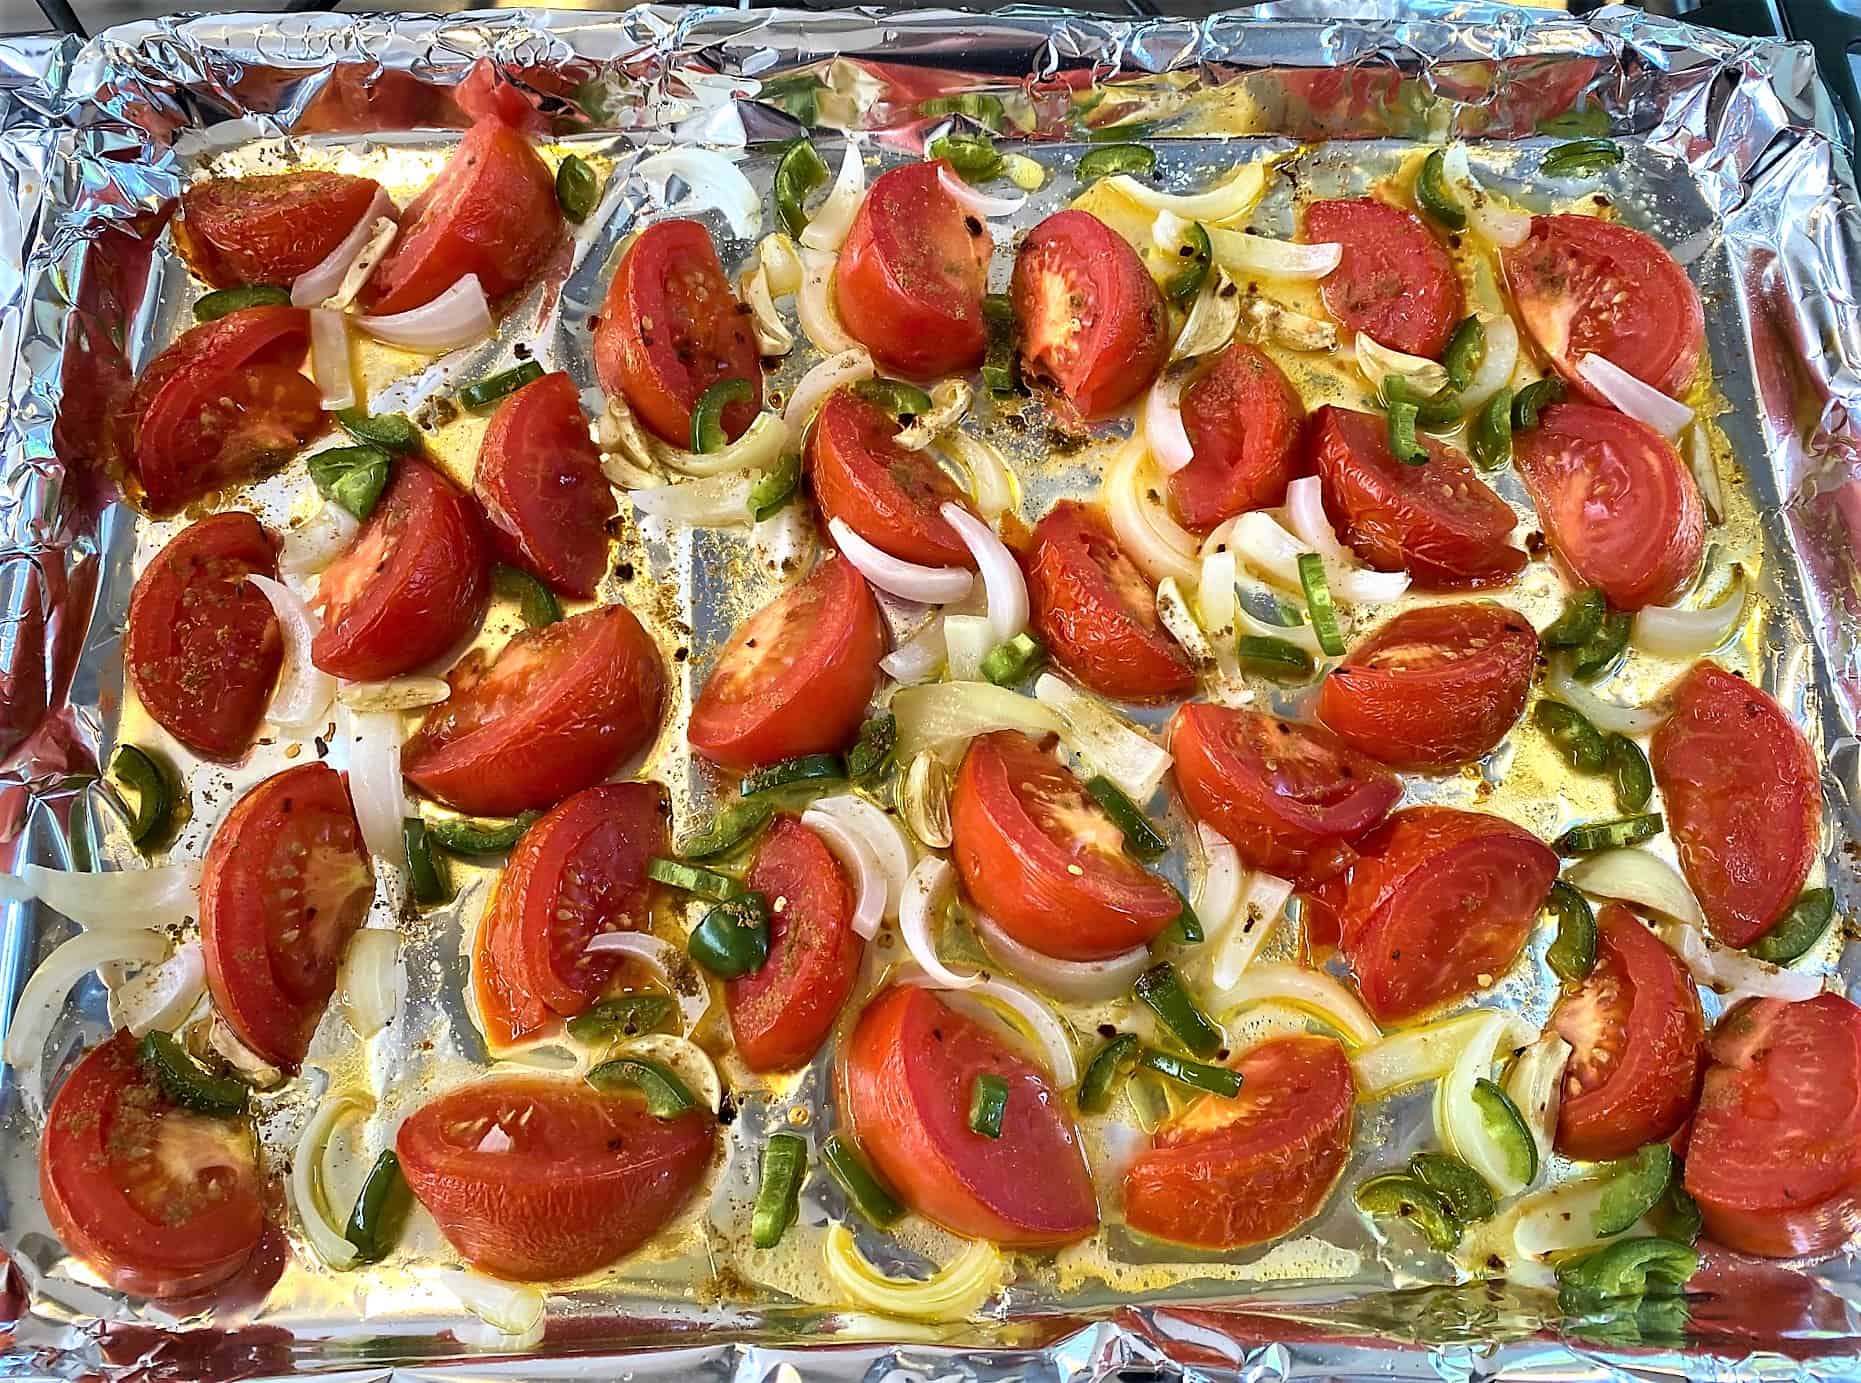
[475,371,615,598]
[177,172,382,288]
[1170,340,1307,532]
[1306,197,1464,358]
[807,386,976,567]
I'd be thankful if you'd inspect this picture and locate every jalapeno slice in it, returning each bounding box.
[1554,813,1664,855]
[1471,1077,1538,1186]
[846,713,897,786]
[1134,962,1223,1058]
[1648,1179,1703,1246]
[740,753,846,797]
[1543,587,1605,649]
[402,817,453,906]
[981,632,1047,687]
[851,377,934,419]
[586,1055,699,1118]
[968,1072,1009,1138]
[752,1132,807,1248]
[687,895,771,978]
[1594,1143,1674,1237]
[335,407,421,454]
[1138,1047,1242,1097]
[645,858,746,902]
[491,563,564,630]
[555,154,600,222]
[194,283,290,322]
[565,993,679,1044]
[749,452,802,522]
[1441,317,1486,393]
[1606,734,1654,813]
[459,360,544,412]
[1077,1032,1142,1114]
[1236,634,1316,681]
[1555,1236,1699,1310]
[1535,700,1607,773]
[138,1031,249,1118]
[691,377,755,454]
[1472,387,1513,471]
[344,1149,414,1264]
[918,93,1005,130]
[1747,886,1836,964]
[1410,1151,1496,1222]
[1511,376,1565,432]
[982,293,1020,395]
[425,811,541,856]
[930,133,1003,182]
[1076,143,1156,182]
[1544,880,1599,981]
[1387,400,1429,465]
[307,444,392,520]
[1415,149,1465,231]
[1297,552,1346,656]
[681,799,775,860]
[110,744,176,848]
[1571,609,1632,681]
[1084,775,1166,859]
[1540,139,1624,180]
[1355,1172,1461,1250]
[775,138,831,239]
[822,1132,904,1226]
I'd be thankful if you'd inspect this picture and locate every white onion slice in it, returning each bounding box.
[1145,371,1195,474]
[1356,333,1449,397]
[629,473,752,527]
[309,308,355,410]
[1435,1008,1526,1194]
[1544,659,1663,736]
[1107,439,1200,586]
[635,148,761,238]
[1685,421,1725,523]
[801,805,886,940]
[809,794,912,921]
[291,1088,371,1269]
[1210,870,1293,991]
[783,347,874,447]
[581,931,711,1034]
[898,858,979,989]
[1154,577,1217,678]
[3,929,168,1071]
[1661,919,1824,1002]
[741,267,794,356]
[828,517,974,605]
[109,940,205,1037]
[436,1268,545,1339]
[1441,145,1532,249]
[336,702,406,872]
[936,164,1024,218]
[942,613,991,682]
[1230,511,1408,605]
[338,676,450,713]
[1631,569,1747,657]
[799,143,867,252]
[1032,672,1172,804]
[881,618,947,685]
[1194,824,1243,936]
[892,680,1062,762]
[337,927,401,1039]
[246,574,336,730]
[1576,354,1694,438]
[895,379,972,451]
[796,249,859,356]
[1207,224,1341,279]
[655,410,788,479]
[327,218,399,313]
[292,186,395,307]
[899,968,1078,1085]
[759,232,804,296]
[1,859,201,931]
[1456,314,1520,415]
[1351,1008,1535,1100]
[1504,1031,1572,1174]
[1171,269,1243,363]
[940,431,1015,520]
[1564,849,1703,929]
[613,1032,723,1112]
[1285,475,1351,565]
[971,906,1147,1001]
[1211,962,1380,1047]
[281,503,360,577]
[1509,1175,1626,1261]
[1106,163,1267,222]
[356,273,492,354]
[939,504,1025,645]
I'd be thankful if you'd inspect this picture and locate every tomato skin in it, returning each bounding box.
[1305,198,1464,358]
[474,372,615,598]
[807,386,976,567]
[1650,661,1821,948]
[1316,602,1538,771]
[951,730,1182,960]
[313,455,491,682]
[835,161,991,379]
[1550,904,1704,1161]
[125,512,281,762]
[1169,340,1308,532]
[396,1075,715,1280]
[1168,704,1401,882]
[1514,403,1704,611]
[177,173,382,289]
[594,218,762,448]
[837,985,1098,1246]
[1024,501,1194,703]
[1124,1035,1354,1249]
[1012,209,1169,423]
[689,557,886,771]
[402,603,666,816]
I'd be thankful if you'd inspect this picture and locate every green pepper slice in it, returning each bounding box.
[1572,610,1632,681]
[1555,813,1664,855]
[1355,1172,1461,1251]
[1084,775,1166,859]
[335,407,421,454]
[681,799,775,860]
[109,744,175,848]
[1540,139,1624,180]
[968,1072,1009,1138]
[1556,1235,1699,1310]
[1387,400,1430,465]
[687,895,771,978]
[1544,880,1599,981]
[691,377,754,454]
[307,445,391,520]
[1384,375,1463,429]
[852,376,935,419]
[1648,1179,1703,1245]
[1134,962,1223,1058]
[1748,887,1835,964]
[929,133,1003,182]
[752,1132,807,1248]
[1077,1032,1142,1114]
[194,283,290,322]
[1077,143,1156,182]
[749,452,802,522]
[1415,149,1466,231]
[491,563,564,629]
[1543,587,1604,649]
[1138,1047,1242,1097]
[1511,376,1565,432]
[645,857,746,901]
[1472,387,1513,471]
[918,93,1005,131]
[344,1149,414,1264]
[1471,1077,1538,1185]
[1236,634,1316,681]
[1164,220,1211,306]
[1160,888,1204,946]
[1410,1151,1496,1222]
[846,713,897,786]
[741,753,846,796]
[586,1055,698,1118]
[138,1031,248,1117]
[555,154,600,222]
[822,1132,904,1226]
[1606,734,1654,813]
[1534,699,1607,773]
[402,818,452,906]
[775,138,831,239]
[1441,317,1486,393]
[459,360,544,412]
[981,632,1047,686]
[425,811,540,856]
[1594,1143,1674,1237]
[1297,552,1346,656]
[981,292,1021,395]
[566,993,678,1044]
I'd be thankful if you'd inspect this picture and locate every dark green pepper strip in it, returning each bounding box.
[459,360,544,412]
[918,92,1005,131]
[1085,775,1166,859]
[1410,1151,1496,1222]
[1556,1235,1699,1310]
[1544,880,1599,981]
[1512,376,1565,432]
[194,283,290,322]
[425,811,540,856]
[1594,1143,1674,1237]
[1415,149,1466,231]
[775,138,831,239]
[1077,144,1157,182]
[749,452,801,522]
[1555,813,1664,855]
[681,799,775,860]
[645,857,745,901]
[402,818,452,906]
[688,895,770,978]
[1534,700,1607,773]
[1442,317,1486,393]
[1607,734,1654,813]
[1541,138,1624,179]
[1138,1047,1242,1097]
[751,1132,807,1249]
[586,1055,698,1118]
[138,1032,248,1117]
[1297,553,1346,656]
[851,376,935,418]
[759,74,821,127]
[1543,588,1605,649]
[822,1132,904,1226]
[110,744,175,848]
[691,377,754,454]
[982,292,1020,395]
[981,632,1047,686]
[1384,375,1462,429]
[344,1150,414,1264]
[307,445,391,520]
[741,753,846,796]
[929,133,1003,182]
[1236,634,1316,681]
[1164,220,1211,306]
[566,993,678,1044]
[1077,1032,1142,1113]
[968,1072,1009,1138]
[335,408,421,454]
[1134,962,1223,1058]
[1748,887,1836,964]
[1161,889,1203,946]
[1472,387,1513,471]
[1387,400,1430,465]
[555,154,599,222]
[846,714,897,786]
[1572,610,1632,681]
[492,563,562,629]
[1649,1179,1703,1245]
[1471,1078,1539,1186]
[1355,1172,1461,1251]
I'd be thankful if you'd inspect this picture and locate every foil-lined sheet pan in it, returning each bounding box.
[1,4,1860,1379]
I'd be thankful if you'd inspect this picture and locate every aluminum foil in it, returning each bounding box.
[1,4,1860,1380]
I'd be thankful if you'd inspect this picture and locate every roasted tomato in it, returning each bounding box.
[1650,661,1821,947]
[474,371,615,598]
[951,729,1182,960]
[1316,602,1538,770]
[1168,340,1307,532]
[1024,500,1194,703]
[689,556,886,771]
[396,1075,715,1280]
[402,603,666,815]
[199,763,375,1070]
[125,512,281,762]
[838,984,1098,1247]
[807,385,977,567]
[1124,1035,1355,1249]
[835,160,991,379]
[176,172,383,288]
[473,885,551,1052]
[1305,197,1464,358]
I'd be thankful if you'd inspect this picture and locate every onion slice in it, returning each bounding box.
[796,248,858,356]
[247,574,336,730]
[1,859,201,931]
[939,504,1026,644]
[654,410,788,480]
[1631,568,1747,657]
[436,1268,546,1339]
[1106,163,1267,222]
[337,928,402,1039]
[1504,1031,1572,1174]
[1230,510,1408,605]
[635,148,760,238]
[783,346,874,447]
[1564,848,1704,928]
[1107,438,1200,585]
[291,1087,372,1269]
[292,186,395,307]
[1435,1008,1527,1194]
[4,929,169,1072]
[1284,475,1351,564]
[1206,224,1341,279]
[895,379,972,451]
[829,517,974,604]
[801,804,887,940]
[799,143,867,252]
[356,274,492,354]
[898,858,979,989]
[1661,919,1825,1003]
[1209,869,1293,991]
[741,266,794,356]
[1145,371,1195,474]
[899,968,1079,1085]
[893,680,1062,761]
[1545,658,1663,735]
[1441,145,1532,249]
[338,676,450,713]
[1458,314,1519,414]
[1351,1008,1535,1100]
[281,504,360,576]
[940,431,1015,519]
[629,473,753,527]
[1032,672,1173,804]
[336,702,407,872]
[581,931,711,1034]
[109,939,205,1037]
[1356,333,1449,398]
[936,164,1024,218]
[943,614,991,681]
[822,1222,999,1323]
[972,906,1147,1001]
[1211,962,1380,1047]
[1170,269,1243,363]
[1575,354,1694,437]
[808,794,912,920]
[1194,824,1243,936]
[881,617,947,685]
[309,308,355,410]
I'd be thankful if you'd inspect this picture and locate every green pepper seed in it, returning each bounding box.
[1748,887,1836,964]
[492,563,562,629]
[344,1150,414,1264]
[555,154,600,222]
[687,895,770,978]
[459,361,544,412]
[1544,880,1599,981]
[194,283,290,322]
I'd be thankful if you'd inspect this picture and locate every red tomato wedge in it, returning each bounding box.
[1551,904,1704,1161]
[1685,994,1861,1259]
[475,371,615,598]
[200,762,375,1070]
[1124,1035,1354,1249]
[125,305,323,515]
[42,1034,266,1298]
[1316,602,1538,771]
[1169,704,1401,882]
[1335,805,1558,1023]
[835,160,991,379]
[313,455,491,682]
[727,814,864,1072]
[1305,197,1464,359]
[1012,209,1168,423]
[1169,340,1307,532]
[473,885,552,1052]
[177,173,383,289]
[1514,403,1703,610]
[837,984,1098,1246]
[402,603,666,816]
[951,729,1181,960]
[1650,661,1821,947]
[1024,500,1194,703]
[594,218,762,448]
[125,512,281,762]
[1309,404,1525,589]
[1503,214,1705,401]
[807,386,976,567]
[396,1074,715,1280]
[689,556,886,771]
[363,119,561,315]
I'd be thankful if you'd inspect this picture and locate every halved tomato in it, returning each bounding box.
[1650,660,1821,947]
[1012,209,1168,423]
[42,1034,266,1298]
[176,173,383,288]
[1024,500,1194,703]
[837,984,1098,1246]
[474,371,615,598]
[593,218,762,448]
[807,385,976,567]
[199,762,375,1070]
[689,556,886,771]
[1169,340,1307,532]
[125,512,281,762]
[1123,1035,1355,1249]
[1168,704,1401,882]
[1551,904,1704,1161]
[835,160,991,379]
[951,729,1181,960]
[1316,602,1538,770]
[1304,197,1464,358]
[313,455,490,681]
[1308,404,1525,589]
[396,1074,715,1280]
[402,603,666,815]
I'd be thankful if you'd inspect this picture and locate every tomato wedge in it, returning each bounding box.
[1169,704,1401,882]
[200,762,375,1070]
[951,729,1181,960]
[1550,904,1704,1161]
[42,1034,266,1298]
[807,385,976,567]
[473,886,552,1052]
[837,984,1098,1246]
[177,172,383,288]
[125,512,281,762]
[475,371,615,598]
[1309,404,1525,589]
[1012,209,1168,423]
[1169,340,1308,532]
[1305,197,1464,358]
[835,160,991,379]
[689,556,886,771]
[1024,500,1194,703]
[1650,660,1821,947]
[594,218,762,448]
[402,603,666,815]
[396,1074,715,1280]
[1316,602,1538,770]
[1124,1035,1355,1249]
